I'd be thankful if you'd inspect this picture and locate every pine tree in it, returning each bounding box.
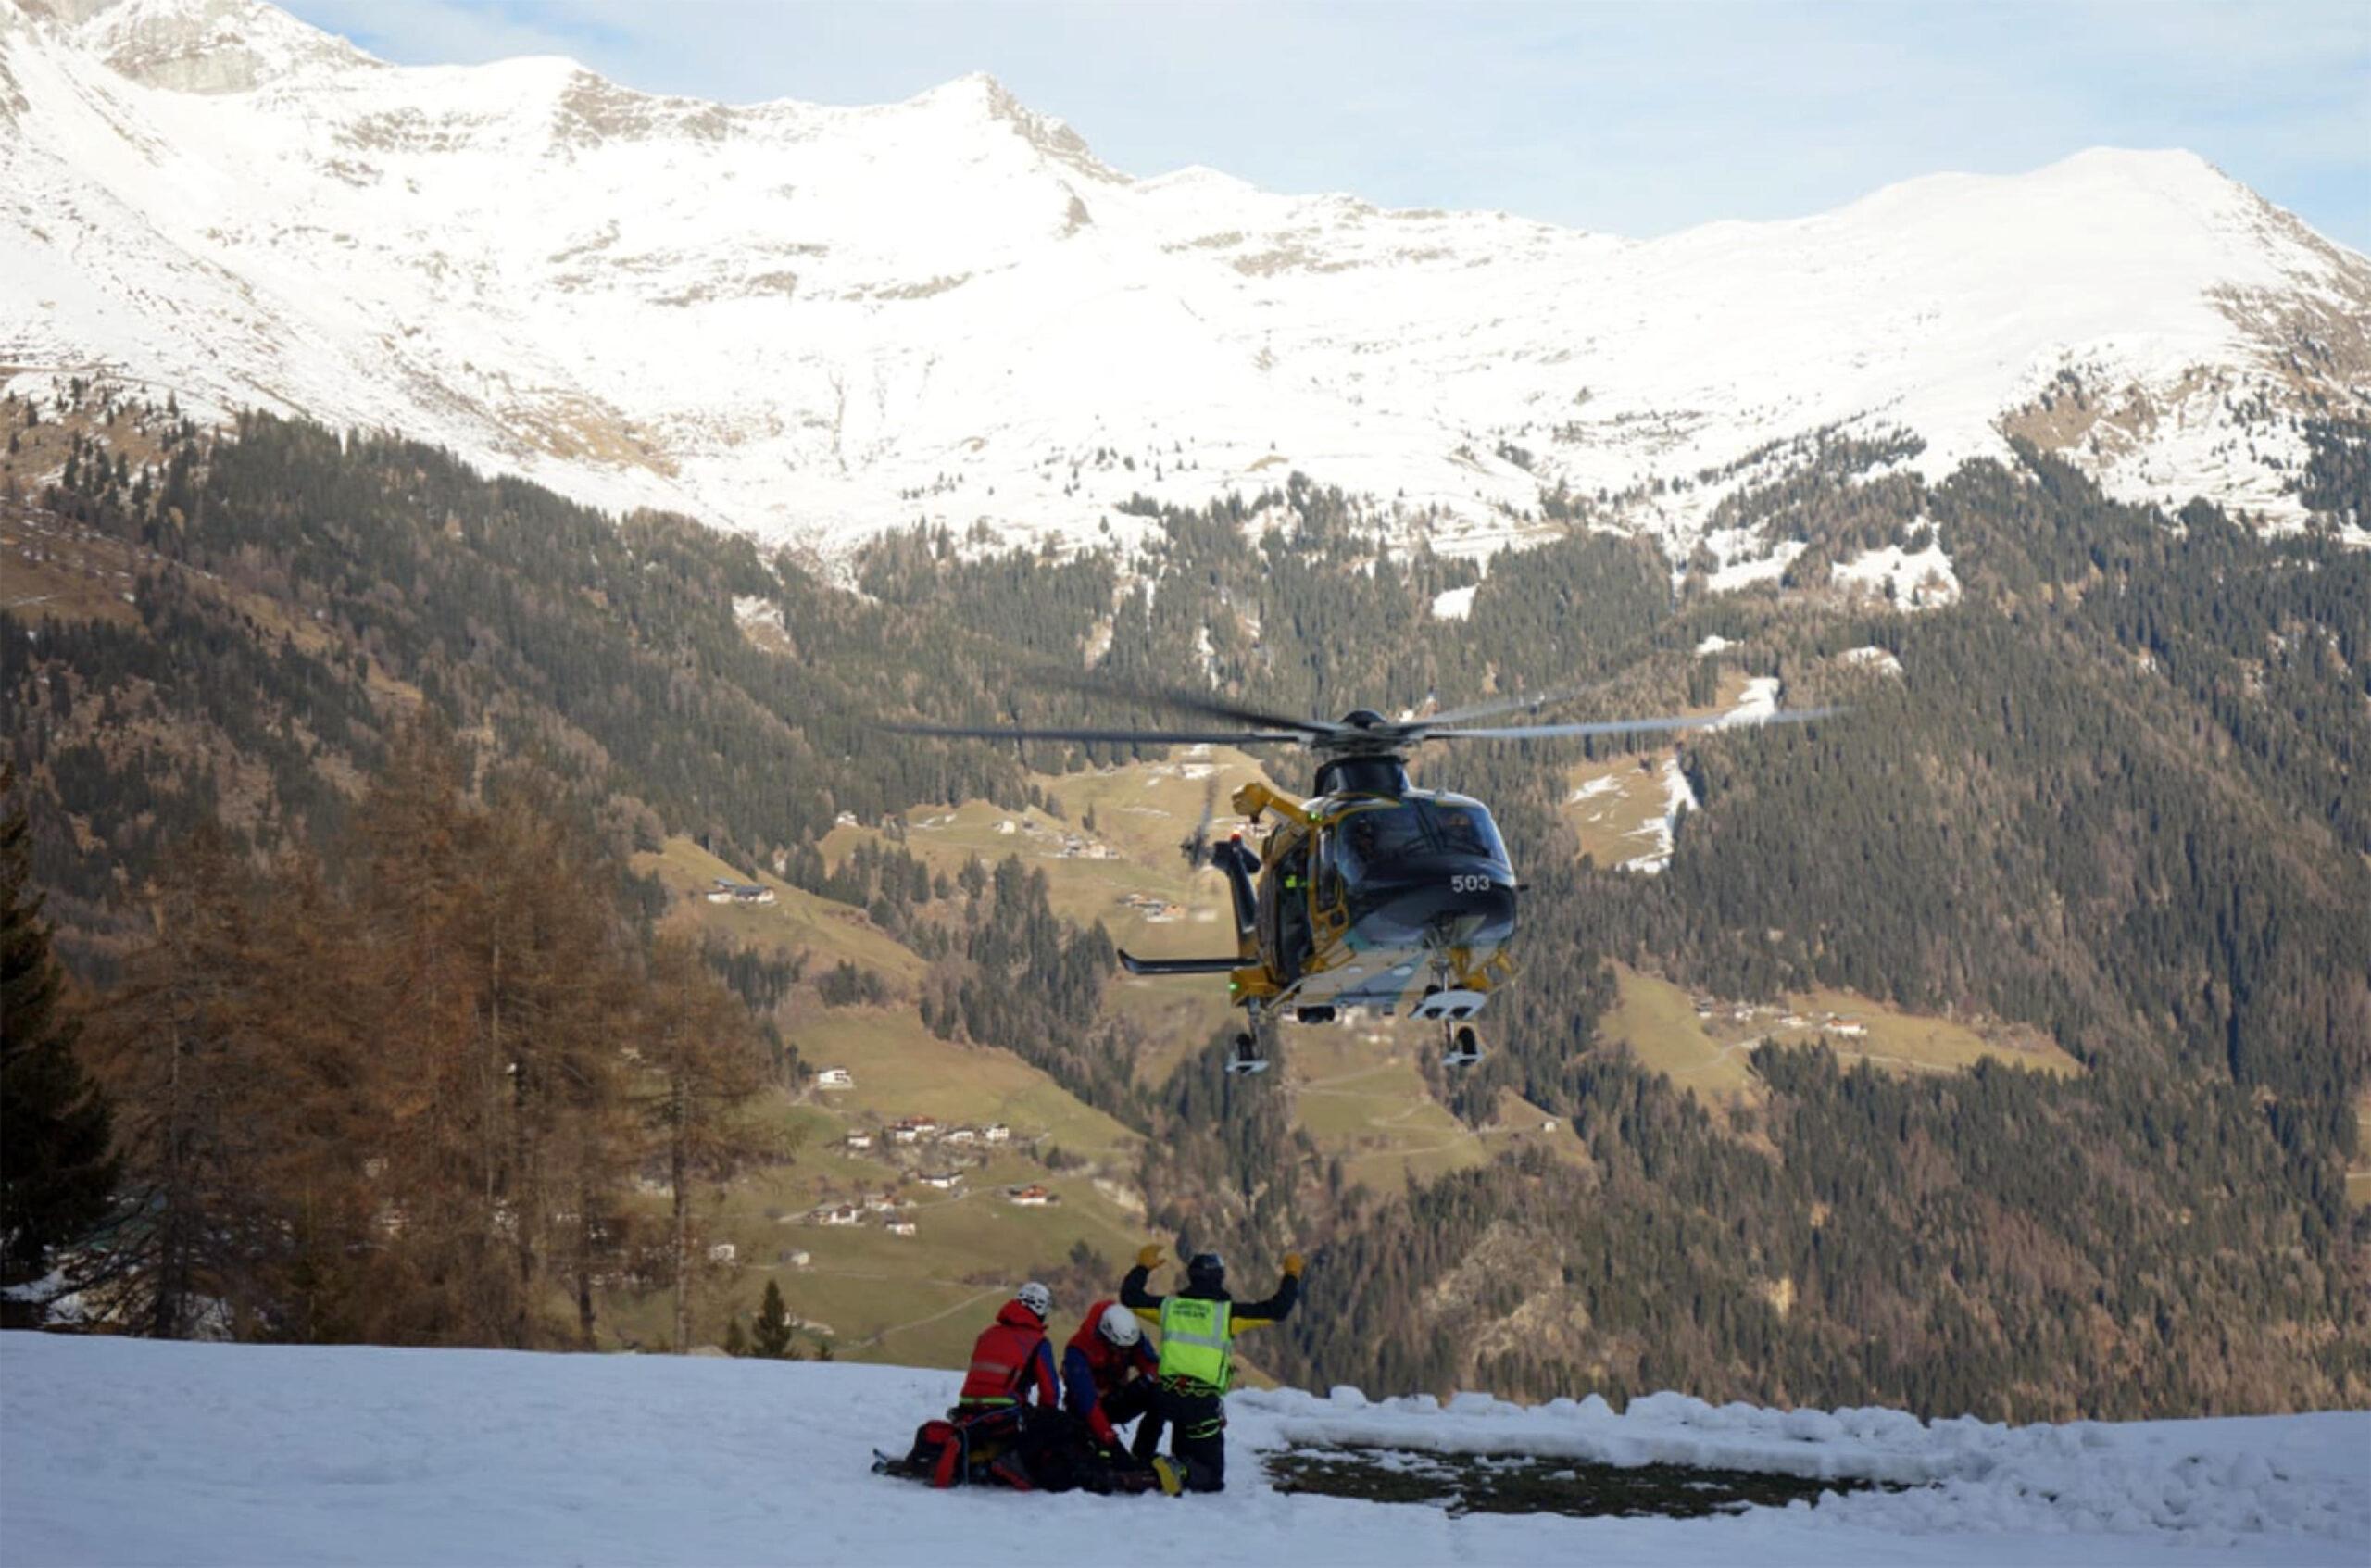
[643,935,771,1354]
[466,787,638,1349]
[81,825,271,1337]
[345,727,641,1349]
[0,765,118,1324]
[228,852,383,1344]
[722,1313,748,1358]
[752,1277,795,1359]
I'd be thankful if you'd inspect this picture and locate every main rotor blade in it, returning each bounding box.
[1423,679,1607,729]
[1029,670,1338,736]
[1429,707,1845,742]
[884,721,1306,747]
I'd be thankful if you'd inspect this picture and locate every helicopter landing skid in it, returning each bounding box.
[1441,1022,1486,1070]
[1411,988,1489,1022]
[1227,1006,1274,1075]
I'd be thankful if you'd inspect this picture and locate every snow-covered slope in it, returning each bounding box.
[3,1335,2364,1565]
[4,0,2365,560]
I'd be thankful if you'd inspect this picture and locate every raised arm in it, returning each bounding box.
[1229,1254,1304,1330]
[1121,1244,1168,1325]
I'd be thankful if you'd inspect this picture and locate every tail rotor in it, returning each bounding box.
[1178,777,1218,872]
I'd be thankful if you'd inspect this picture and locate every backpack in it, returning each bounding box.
[899,1418,967,1488]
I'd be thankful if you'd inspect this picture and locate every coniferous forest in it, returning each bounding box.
[3,382,2366,1420]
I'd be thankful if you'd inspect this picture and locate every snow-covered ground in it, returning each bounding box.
[1834,538,1963,609]
[1615,678,1781,873]
[1622,757,1700,875]
[3,0,2364,562]
[1714,675,1784,729]
[3,1336,2362,1566]
[1840,645,1908,678]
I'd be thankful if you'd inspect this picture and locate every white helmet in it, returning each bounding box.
[1015,1281,1052,1320]
[1097,1304,1142,1348]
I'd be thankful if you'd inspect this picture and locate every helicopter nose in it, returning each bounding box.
[1357,866,1517,949]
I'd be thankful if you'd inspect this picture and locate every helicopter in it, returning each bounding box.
[894,680,1834,1075]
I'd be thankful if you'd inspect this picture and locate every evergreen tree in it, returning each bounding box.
[0,765,118,1323]
[722,1313,748,1358]
[80,826,271,1338]
[752,1277,795,1360]
[643,935,772,1354]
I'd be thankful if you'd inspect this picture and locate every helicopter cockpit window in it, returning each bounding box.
[1428,803,1509,867]
[1335,801,1510,880]
[1336,805,1428,880]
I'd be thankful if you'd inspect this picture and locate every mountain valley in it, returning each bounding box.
[6,370,2366,1418]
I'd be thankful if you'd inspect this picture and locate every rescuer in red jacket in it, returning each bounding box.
[1061,1299,1163,1462]
[939,1281,1061,1487]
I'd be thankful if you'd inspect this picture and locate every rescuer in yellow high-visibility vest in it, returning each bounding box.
[1121,1244,1303,1493]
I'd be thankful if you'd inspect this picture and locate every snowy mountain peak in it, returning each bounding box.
[2030,144,2232,192]
[1855,146,2313,263]
[972,73,1122,183]
[39,0,377,93]
[2,0,2364,560]
[888,69,1123,187]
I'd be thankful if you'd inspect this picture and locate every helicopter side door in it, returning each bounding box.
[1256,823,1315,986]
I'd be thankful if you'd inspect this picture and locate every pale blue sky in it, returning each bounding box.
[285,0,2370,251]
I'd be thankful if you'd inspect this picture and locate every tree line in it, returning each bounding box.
[1,725,774,1350]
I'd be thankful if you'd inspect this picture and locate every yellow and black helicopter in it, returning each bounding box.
[897,681,1831,1074]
